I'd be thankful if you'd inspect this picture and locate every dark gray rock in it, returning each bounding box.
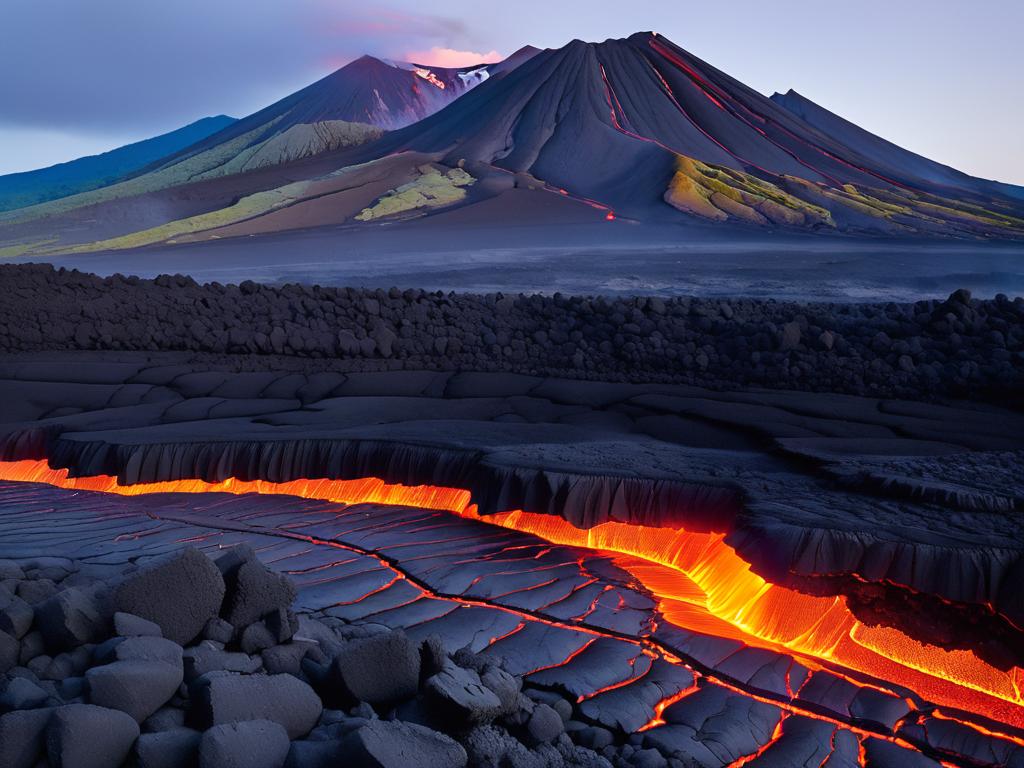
[525,703,564,745]
[239,621,277,655]
[86,659,183,722]
[461,724,545,768]
[220,559,295,630]
[135,728,201,768]
[0,676,49,710]
[26,654,52,678]
[213,545,255,580]
[574,725,614,751]
[195,673,321,739]
[0,560,26,580]
[419,635,448,680]
[630,748,668,768]
[41,652,76,681]
[342,719,467,768]
[424,661,503,726]
[59,676,85,701]
[113,612,162,638]
[263,607,298,644]
[480,664,521,716]
[46,703,140,768]
[330,630,419,706]
[17,630,44,666]
[183,644,261,681]
[284,739,341,768]
[202,617,234,644]
[262,641,316,676]
[0,594,34,638]
[198,719,289,768]
[0,629,17,673]
[112,636,183,666]
[0,707,52,768]
[142,705,187,733]
[35,588,108,651]
[112,548,225,645]
[17,579,58,605]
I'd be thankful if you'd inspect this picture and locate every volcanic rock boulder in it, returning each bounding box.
[0,630,17,673]
[35,587,109,651]
[194,673,322,739]
[0,594,34,638]
[283,739,340,768]
[112,612,162,638]
[199,719,290,768]
[342,718,468,768]
[86,658,184,722]
[0,707,53,768]
[0,677,50,710]
[524,703,565,746]
[46,703,140,768]
[329,630,421,707]
[217,547,296,630]
[424,661,504,727]
[183,644,261,681]
[112,548,225,645]
[134,729,202,768]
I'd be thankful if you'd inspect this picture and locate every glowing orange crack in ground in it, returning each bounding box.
[1,459,1021,734]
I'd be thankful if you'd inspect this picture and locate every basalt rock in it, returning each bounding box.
[112,549,225,645]
[2,265,1022,403]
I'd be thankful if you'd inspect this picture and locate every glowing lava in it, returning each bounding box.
[413,68,446,89]
[1,459,1022,732]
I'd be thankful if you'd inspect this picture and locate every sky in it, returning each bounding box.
[1,0,1022,184]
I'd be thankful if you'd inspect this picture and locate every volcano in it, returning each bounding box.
[0,47,538,232]
[371,32,1024,236]
[2,33,1022,260]
[171,47,541,158]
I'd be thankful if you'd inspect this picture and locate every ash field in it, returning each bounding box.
[1,23,1023,768]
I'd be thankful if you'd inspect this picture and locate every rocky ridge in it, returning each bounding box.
[2,264,1022,403]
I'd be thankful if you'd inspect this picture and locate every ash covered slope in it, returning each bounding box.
[162,49,539,162]
[0,115,236,212]
[374,32,1024,236]
[771,88,1024,203]
[0,50,537,231]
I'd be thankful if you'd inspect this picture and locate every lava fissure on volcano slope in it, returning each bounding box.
[1,460,1022,753]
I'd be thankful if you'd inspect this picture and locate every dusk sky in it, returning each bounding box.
[2,0,1021,184]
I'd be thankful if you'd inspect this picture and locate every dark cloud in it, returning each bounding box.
[0,0,482,133]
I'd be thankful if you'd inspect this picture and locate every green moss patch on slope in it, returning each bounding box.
[664,156,834,228]
[54,180,313,254]
[665,155,1024,239]
[356,165,475,221]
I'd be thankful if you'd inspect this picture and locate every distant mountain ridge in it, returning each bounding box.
[0,49,539,225]
[166,49,541,165]
[0,115,236,212]
[1,33,1021,255]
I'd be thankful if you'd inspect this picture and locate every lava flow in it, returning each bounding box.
[2,459,1022,733]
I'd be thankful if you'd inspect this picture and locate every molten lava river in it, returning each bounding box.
[2,459,1023,743]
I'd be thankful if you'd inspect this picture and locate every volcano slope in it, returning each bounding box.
[0,48,539,254]
[0,265,1023,766]
[2,34,1022,263]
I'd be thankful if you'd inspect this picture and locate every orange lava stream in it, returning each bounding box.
[2,459,1022,732]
